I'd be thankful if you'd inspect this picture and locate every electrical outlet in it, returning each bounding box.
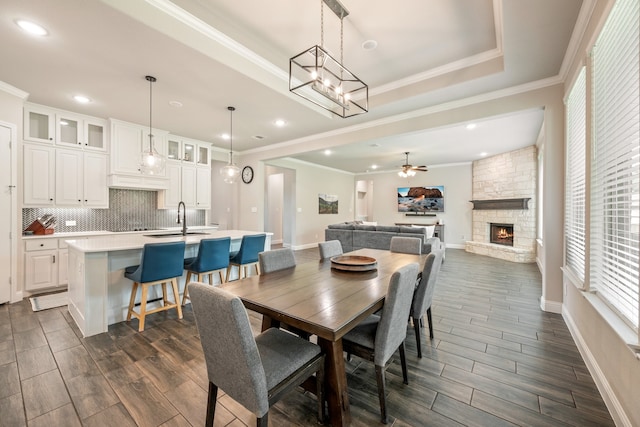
[66,220,77,226]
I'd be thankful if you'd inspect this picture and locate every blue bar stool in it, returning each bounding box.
[125,241,186,332]
[182,237,231,306]
[227,234,266,280]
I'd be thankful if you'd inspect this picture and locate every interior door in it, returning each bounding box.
[0,124,13,303]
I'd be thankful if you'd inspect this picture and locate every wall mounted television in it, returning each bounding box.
[397,186,444,213]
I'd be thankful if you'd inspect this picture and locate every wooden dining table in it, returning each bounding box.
[220,248,427,427]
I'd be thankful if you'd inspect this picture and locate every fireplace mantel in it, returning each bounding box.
[470,198,531,210]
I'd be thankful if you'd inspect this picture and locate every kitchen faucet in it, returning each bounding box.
[177,201,187,236]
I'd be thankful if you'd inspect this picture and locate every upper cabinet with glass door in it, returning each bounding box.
[24,103,107,151]
[167,136,199,165]
[197,143,210,168]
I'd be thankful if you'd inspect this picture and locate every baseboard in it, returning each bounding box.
[539,298,562,314]
[292,242,320,250]
[563,307,632,427]
[446,243,465,249]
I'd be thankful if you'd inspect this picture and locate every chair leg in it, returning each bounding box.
[226,265,234,281]
[161,282,168,306]
[208,272,213,284]
[171,278,183,320]
[219,269,226,283]
[206,382,217,427]
[138,283,148,332]
[316,360,325,423]
[127,282,138,322]
[255,262,260,275]
[375,365,388,424]
[182,271,193,306]
[257,413,268,427]
[427,307,434,339]
[413,316,423,358]
[399,341,409,385]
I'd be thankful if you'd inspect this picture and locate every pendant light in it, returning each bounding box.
[140,75,165,175]
[220,106,240,183]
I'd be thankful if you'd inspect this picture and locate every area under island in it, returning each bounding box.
[65,230,272,337]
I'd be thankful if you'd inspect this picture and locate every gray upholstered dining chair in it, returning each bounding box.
[188,282,325,427]
[390,236,422,255]
[318,240,343,259]
[410,248,444,358]
[258,247,296,274]
[341,262,420,424]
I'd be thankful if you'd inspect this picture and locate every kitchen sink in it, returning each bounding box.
[144,232,208,238]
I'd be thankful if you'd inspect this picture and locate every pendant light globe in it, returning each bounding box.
[140,75,165,175]
[221,106,240,184]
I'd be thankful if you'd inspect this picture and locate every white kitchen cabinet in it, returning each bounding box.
[24,104,55,144]
[196,166,211,209]
[23,144,55,206]
[197,144,210,167]
[24,239,59,291]
[58,248,69,286]
[83,152,109,207]
[167,135,197,165]
[55,149,83,206]
[157,164,202,208]
[109,119,168,189]
[56,113,107,151]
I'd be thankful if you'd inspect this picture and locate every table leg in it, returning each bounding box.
[317,337,351,427]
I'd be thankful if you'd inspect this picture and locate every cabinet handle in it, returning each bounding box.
[78,199,81,202]
[49,137,53,141]
[53,255,56,263]
[40,243,44,247]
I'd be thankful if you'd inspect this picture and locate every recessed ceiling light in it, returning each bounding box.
[168,100,183,108]
[371,164,378,169]
[274,119,286,127]
[362,40,378,50]
[221,133,230,140]
[15,20,48,36]
[480,152,488,157]
[73,95,91,104]
[466,123,477,130]
[324,149,331,156]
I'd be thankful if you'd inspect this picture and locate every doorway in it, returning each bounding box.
[265,165,295,248]
[0,123,16,304]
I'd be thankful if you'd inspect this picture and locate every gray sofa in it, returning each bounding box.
[325,223,443,255]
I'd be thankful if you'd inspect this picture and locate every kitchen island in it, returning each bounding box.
[65,230,272,337]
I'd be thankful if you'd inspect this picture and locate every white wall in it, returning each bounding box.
[355,163,472,248]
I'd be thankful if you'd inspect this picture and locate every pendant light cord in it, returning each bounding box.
[145,75,157,152]
[320,0,324,49]
[228,106,235,164]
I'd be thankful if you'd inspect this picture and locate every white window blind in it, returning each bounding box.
[565,67,587,284]
[590,0,640,329]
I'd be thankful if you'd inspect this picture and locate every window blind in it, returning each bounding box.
[565,67,587,285]
[590,0,640,329]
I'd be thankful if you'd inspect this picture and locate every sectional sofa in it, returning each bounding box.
[325,223,443,255]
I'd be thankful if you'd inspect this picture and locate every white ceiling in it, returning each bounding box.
[0,0,583,173]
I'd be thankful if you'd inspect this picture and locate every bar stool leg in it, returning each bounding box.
[138,284,149,332]
[182,271,193,306]
[172,278,183,319]
[127,282,139,321]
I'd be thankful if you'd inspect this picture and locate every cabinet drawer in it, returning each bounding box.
[25,239,58,251]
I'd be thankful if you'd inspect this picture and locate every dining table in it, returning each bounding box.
[220,247,427,427]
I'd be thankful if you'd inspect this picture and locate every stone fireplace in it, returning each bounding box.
[465,146,537,263]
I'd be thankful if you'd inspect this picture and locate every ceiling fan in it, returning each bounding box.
[398,152,428,177]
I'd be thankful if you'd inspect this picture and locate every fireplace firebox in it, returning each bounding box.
[490,223,514,246]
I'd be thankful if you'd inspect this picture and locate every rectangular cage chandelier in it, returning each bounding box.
[289,0,368,118]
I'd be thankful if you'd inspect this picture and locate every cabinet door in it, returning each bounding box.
[23,144,55,206]
[25,250,58,290]
[56,114,83,148]
[55,149,83,206]
[84,118,107,151]
[83,153,109,207]
[196,167,211,209]
[167,137,181,162]
[24,105,55,143]
[182,140,196,165]
[197,144,210,167]
[111,121,143,175]
[58,249,69,286]
[181,166,197,207]
[157,163,182,208]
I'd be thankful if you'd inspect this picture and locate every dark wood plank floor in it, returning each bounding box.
[0,248,615,426]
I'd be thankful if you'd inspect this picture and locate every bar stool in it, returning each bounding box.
[182,237,231,306]
[125,241,186,332]
[227,234,266,280]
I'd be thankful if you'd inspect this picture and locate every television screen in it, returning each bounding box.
[398,186,444,212]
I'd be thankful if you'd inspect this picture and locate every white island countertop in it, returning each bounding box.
[65,229,268,253]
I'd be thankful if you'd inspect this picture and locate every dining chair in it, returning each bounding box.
[188,282,325,427]
[318,240,343,259]
[227,234,267,280]
[124,241,186,332]
[181,237,231,306]
[390,236,422,255]
[258,247,296,274]
[410,248,444,357]
[341,262,420,424]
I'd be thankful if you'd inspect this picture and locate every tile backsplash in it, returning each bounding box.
[22,189,205,233]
